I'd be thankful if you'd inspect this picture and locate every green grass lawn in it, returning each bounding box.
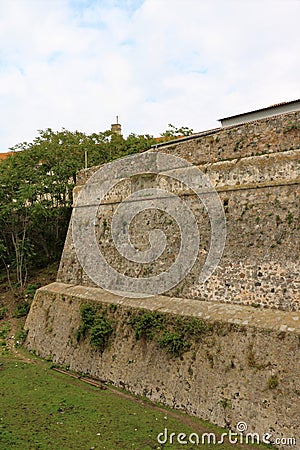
[0,354,270,450]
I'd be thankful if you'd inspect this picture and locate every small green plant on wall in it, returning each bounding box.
[286,212,293,226]
[76,304,114,353]
[219,397,232,410]
[128,311,163,340]
[90,315,113,352]
[268,374,279,389]
[158,332,190,356]
[128,310,213,357]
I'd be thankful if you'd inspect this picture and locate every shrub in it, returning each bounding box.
[76,304,97,341]
[0,322,11,339]
[159,332,190,356]
[90,315,114,352]
[25,283,40,300]
[129,311,163,341]
[0,306,8,320]
[81,304,97,327]
[181,317,210,339]
[13,302,30,318]
[15,328,28,346]
[77,304,114,353]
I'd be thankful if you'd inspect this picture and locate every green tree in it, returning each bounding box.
[0,123,193,287]
[0,128,156,286]
[160,124,194,141]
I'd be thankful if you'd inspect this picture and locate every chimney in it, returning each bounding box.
[111,115,122,135]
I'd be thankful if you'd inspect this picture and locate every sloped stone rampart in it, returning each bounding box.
[25,283,300,448]
[58,153,300,310]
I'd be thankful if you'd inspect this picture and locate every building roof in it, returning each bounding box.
[0,152,12,161]
[219,99,300,122]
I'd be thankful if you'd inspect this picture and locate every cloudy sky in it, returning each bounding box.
[0,0,299,152]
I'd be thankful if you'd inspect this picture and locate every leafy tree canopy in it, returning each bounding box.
[0,124,192,287]
[0,128,156,285]
[160,124,194,140]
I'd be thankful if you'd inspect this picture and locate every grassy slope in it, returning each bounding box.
[0,353,269,450]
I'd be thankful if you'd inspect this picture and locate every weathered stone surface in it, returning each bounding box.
[25,283,300,448]
[151,111,300,166]
[58,112,300,311]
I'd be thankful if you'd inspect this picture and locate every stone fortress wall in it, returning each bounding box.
[58,111,300,311]
[25,111,300,448]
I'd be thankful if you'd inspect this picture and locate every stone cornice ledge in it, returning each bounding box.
[38,282,300,334]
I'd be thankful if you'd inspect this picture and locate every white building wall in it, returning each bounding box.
[220,100,300,127]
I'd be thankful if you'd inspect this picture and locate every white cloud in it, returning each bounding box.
[0,0,299,151]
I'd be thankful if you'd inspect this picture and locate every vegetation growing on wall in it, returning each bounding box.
[268,374,279,389]
[76,304,114,353]
[76,304,218,357]
[76,303,248,359]
[128,310,213,357]
[128,310,164,340]
[283,121,300,133]
[158,331,190,356]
